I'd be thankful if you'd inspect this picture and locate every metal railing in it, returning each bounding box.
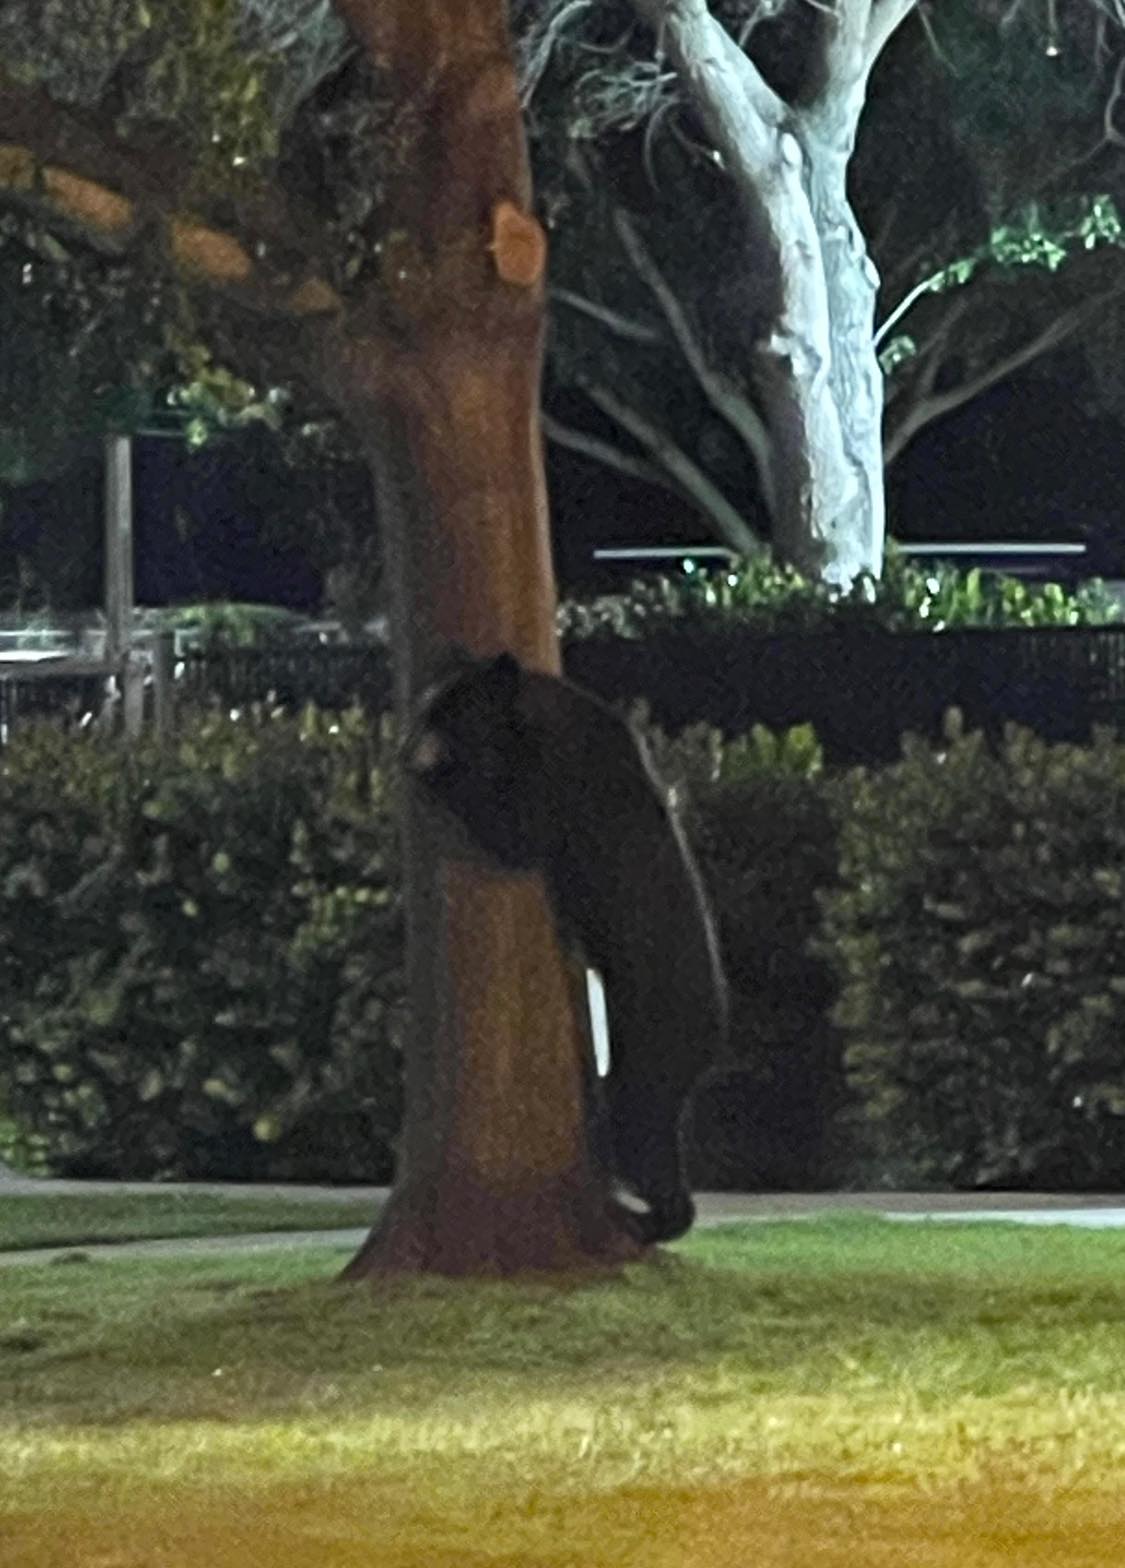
[4,624,1123,764]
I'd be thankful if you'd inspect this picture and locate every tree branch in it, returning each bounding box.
[549,286,662,344]
[517,0,595,106]
[820,0,874,97]
[627,0,787,160]
[583,380,763,557]
[0,139,342,318]
[863,0,919,76]
[884,289,974,420]
[613,207,776,512]
[542,410,683,492]
[0,70,184,208]
[0,69,341,318]
[883,290,1120,465]
[874,264,948,349]
[803,0,918,141]
[877,229,947,320]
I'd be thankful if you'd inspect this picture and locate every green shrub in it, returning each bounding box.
[0,696,843,1191]
[561,554,823,640]
[0,705,404,1182]
[0,1106,50,1175]
[644,711,824,793]
[822,714,1125,1189]
[156,601,305,649]
[15,689,1122,1197]
[559,544,1122,640]
[647,716,844,1189]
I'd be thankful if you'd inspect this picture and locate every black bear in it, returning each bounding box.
[405,650,729,1243]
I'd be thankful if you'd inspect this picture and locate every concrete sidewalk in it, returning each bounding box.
[4,1170,1125,1212]
[3,1179,1125,1267]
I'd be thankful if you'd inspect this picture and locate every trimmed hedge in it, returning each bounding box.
[0,703,846,1191]
[822,715,1125,1189]
[3,698,1124,1194]
[559,545,1122,641]
[647,719,845,1190]
[0,705,403,1181]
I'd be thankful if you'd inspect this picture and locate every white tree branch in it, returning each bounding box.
[863,0,920,76]
[583,380,764,557]
[875,265,947,349]
[1102,52,1125,149]
[621,0,833,534]
[627,0,788,163]
[613,207,777,511]
[517,0,595,106]
[804,0,918,137]
[820,0,874,96]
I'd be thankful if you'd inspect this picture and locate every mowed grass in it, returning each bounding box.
[0,1189,381,1252]
[3,1215,1125,1566]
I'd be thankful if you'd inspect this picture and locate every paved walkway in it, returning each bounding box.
[2,1178,1125,1267]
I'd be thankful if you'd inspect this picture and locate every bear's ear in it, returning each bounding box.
[480,651,522,709]
[406,728,448,776]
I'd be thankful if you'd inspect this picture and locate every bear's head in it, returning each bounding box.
[404,652,540,868]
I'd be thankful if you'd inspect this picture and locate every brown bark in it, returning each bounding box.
[0,139,342,317]
[326,0,644,1279]
[0,1,643,1277]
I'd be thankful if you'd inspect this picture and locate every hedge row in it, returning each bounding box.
[559,546,1123,640]
[2,706,1123,1191]
[0,706,404,1181]
[822,713,1125,1189]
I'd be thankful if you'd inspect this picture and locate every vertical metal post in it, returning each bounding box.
[104,432,134,667]
[122,653,145,738]
[152,629,174,738]
[104,432,136,734]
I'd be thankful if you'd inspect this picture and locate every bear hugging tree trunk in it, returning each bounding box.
[406,650,730,1243]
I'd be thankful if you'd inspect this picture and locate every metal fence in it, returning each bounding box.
[565,624,1125,764]
[184,626,1125,767]
[176,644,395,714]
[0,663,113,745]
[5,627,1124,765]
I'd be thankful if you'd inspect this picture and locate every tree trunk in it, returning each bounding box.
[797,116,885,588]
[710,122,880,588]
[324,0,643,1278]
[626,0,886,587]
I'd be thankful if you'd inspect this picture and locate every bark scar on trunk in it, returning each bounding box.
[490,199,546,288]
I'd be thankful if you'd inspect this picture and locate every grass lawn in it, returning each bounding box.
[0,1190,380,1253]
[3,1214,1125,1566]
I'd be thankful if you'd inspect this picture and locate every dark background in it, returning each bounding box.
[2,355,1122,613]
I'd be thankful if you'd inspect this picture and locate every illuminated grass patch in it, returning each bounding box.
[4,1217,1125,1565]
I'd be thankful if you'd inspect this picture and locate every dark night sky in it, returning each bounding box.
[557,364,1125,588]
[3,358,1123,612]
[130,440,322,608]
